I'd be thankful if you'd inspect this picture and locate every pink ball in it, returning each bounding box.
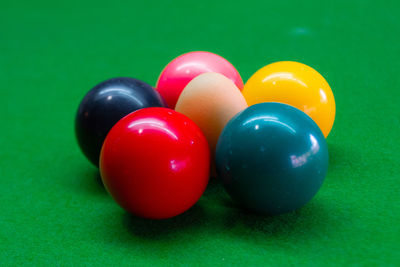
[156,51,244,109]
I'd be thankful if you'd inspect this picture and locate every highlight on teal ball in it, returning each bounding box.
[215,102,329,214]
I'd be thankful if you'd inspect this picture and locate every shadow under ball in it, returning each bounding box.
[75,77,165,166]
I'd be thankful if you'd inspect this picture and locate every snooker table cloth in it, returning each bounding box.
[1,0,399,266]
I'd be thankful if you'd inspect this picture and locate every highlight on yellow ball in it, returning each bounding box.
[242,61,335,137]
[175,72,247,173]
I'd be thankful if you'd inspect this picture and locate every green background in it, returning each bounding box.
[1,0,399,265]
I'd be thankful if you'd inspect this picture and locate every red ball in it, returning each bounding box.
[100,107,210,219]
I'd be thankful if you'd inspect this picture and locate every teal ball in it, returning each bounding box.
[215,102,329,214]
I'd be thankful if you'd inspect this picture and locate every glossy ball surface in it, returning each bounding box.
[100,108,210,219]
[156,51,244,108]
[175,72,247,173]
[242,61,335,137]
[216,103,329,214]
[75,77,165,166]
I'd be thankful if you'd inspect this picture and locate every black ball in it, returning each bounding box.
[75,77,166,166]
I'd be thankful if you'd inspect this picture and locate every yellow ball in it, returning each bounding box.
[242,61,336,137]
[175,72,247,171]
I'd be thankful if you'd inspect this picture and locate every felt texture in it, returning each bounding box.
[0,0,399,265]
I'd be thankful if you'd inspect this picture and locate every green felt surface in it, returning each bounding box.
[1,0,399,265]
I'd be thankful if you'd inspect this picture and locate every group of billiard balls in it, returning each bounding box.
[75,51,335,219]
